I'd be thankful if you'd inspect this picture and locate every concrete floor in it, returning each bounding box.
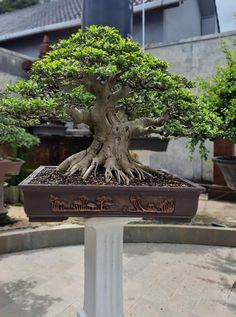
[0,243,236,317]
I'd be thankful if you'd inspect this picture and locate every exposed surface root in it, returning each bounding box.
[56,118,159,184]
[56,140,102,177]
[104,158,130,184]
[57,148,154,185]
[82,158,101,180]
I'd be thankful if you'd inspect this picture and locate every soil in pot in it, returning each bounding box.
[30,167,191,187]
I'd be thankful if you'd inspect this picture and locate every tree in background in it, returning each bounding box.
[0,0,40,14]
[198,40,236,144]
[0,26,221,184]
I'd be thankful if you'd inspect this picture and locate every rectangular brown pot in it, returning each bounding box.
[19,166,205,222]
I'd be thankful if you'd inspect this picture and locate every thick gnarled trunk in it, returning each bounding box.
[58,106,154,183]
[57,113,151,184]
[57,82,165,184]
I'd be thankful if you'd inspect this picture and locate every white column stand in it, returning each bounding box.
[77,217,137,317]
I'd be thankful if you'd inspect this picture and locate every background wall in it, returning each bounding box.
[0,47,30,89]
[163,0,201,43]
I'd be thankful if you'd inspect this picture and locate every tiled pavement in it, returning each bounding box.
[0,243,236,317]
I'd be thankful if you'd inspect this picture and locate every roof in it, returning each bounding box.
[0,0,82,42]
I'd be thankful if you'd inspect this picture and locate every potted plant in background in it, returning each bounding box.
[198,40,236,190]
[28,109,68,137]
[4,85,69,137]
[1,26,223,222]
[0,94,40,224]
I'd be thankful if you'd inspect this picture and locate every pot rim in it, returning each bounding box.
[19,165,205,193]
[212,156,236,165]
[0,157,24,163]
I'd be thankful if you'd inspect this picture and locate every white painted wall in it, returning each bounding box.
[0,47,30,89]
[163,0,201,43]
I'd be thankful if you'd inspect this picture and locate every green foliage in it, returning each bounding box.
[0,0,39,14]
[0,91,68,150]
[198,40,236,143]
[0,93,39,150]
[1,26,222,156]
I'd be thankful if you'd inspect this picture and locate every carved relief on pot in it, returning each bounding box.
[50,194,175,215]
[50,195,113,212]
[126,195,175,214]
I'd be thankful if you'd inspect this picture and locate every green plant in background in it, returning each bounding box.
[0,0,40,14]
[198,40,236,144]
[0,26,221,184]
[0,91,69,154]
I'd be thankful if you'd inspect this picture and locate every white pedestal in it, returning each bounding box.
[77,217,136,317]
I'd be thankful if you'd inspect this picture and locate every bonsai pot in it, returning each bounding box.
[19,166,204,223]
[129,137,169,151]
[30,124,67,136]
[0,158,24,180]
[212,156,236,190]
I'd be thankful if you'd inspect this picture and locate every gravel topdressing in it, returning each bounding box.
[30,167,191,187]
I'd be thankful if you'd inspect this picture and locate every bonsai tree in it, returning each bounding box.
[198,40,236,143]
[1,26,220,184]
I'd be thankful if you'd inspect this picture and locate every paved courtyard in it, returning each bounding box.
[0,243,236,317]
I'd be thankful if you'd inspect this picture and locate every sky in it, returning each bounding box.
[216,0,236,32]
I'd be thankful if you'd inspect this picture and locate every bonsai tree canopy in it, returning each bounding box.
[0,26,221,184]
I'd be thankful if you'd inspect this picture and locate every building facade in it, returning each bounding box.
[0,0,219,58]
[133,0,219,46]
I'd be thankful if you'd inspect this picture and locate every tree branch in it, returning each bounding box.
[129,110,169,137]
[66,107,92,126]
[130,125,166,138]
[110,85,131,103]
[131,112,169,129]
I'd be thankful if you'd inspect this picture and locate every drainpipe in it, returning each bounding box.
[142,0,146,52]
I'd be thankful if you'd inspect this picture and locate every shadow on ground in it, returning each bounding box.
[192,249,236,315]
[0,279,62,317]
